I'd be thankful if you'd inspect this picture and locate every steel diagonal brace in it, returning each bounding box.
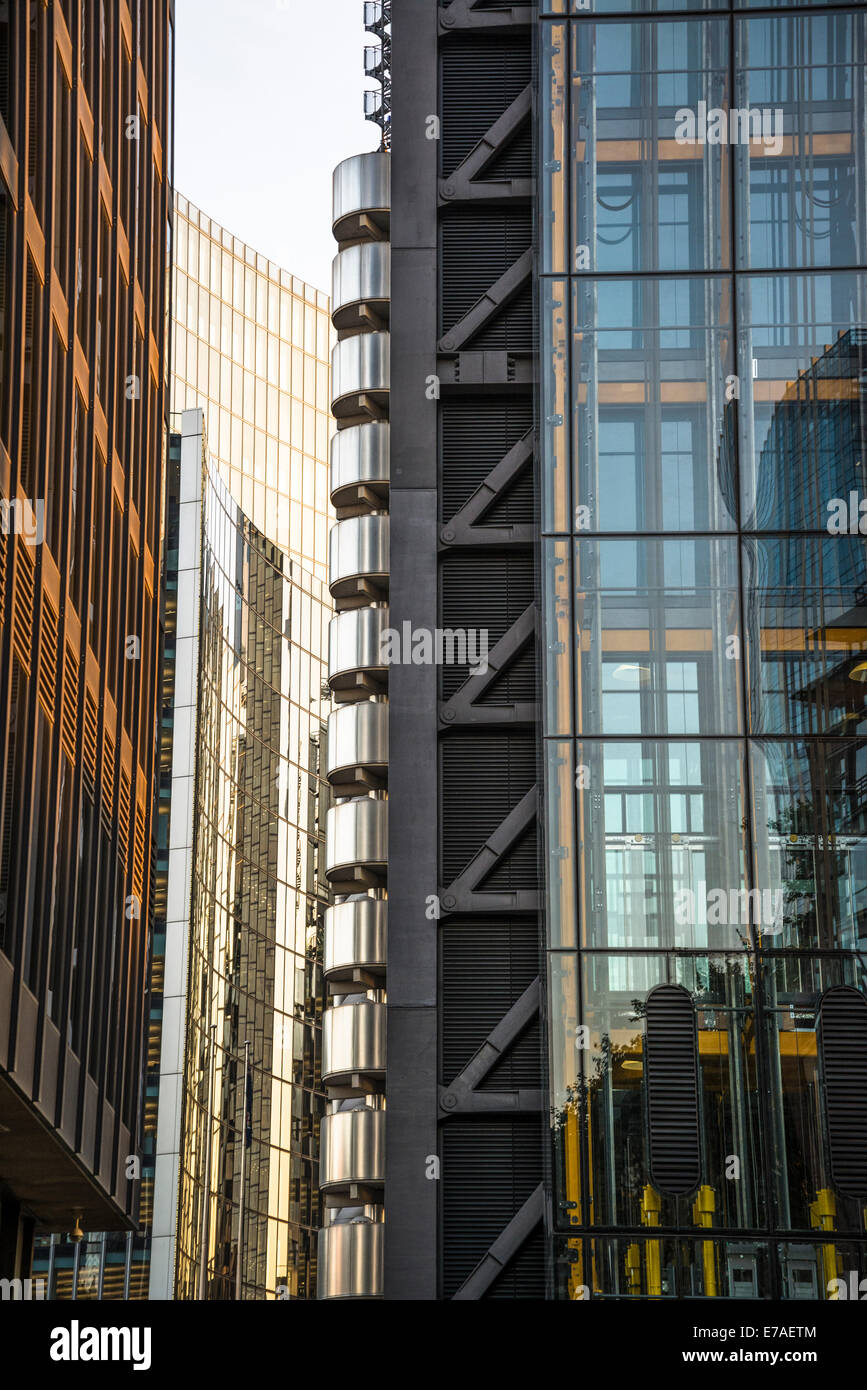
[451,1185,546,1299]
[440,428,535,547]
[439,784,539,912]
[439,603,538,726]
[440,0,535,32]
[439,86,533,204]
[439,978,543,1115]
[438,248,533,353]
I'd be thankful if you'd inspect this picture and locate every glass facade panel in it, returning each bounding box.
[578,739,747,950]
[542,0,867,1298]
[174,455,330,1300]
[734,12,867,271]
[571,19,730,276]
[738,272,867,529]
[572,276,736,532]
[574,537,742,737]
[744,538,867,736]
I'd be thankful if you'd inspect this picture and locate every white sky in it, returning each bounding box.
[173,0,380,295]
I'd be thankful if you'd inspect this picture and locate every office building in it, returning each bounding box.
[327,0,867,1300]
[171,194,333,580]
[0,0,172,1276]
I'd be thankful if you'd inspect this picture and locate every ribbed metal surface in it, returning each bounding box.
[332,151,391,244]
[819,986,867,1196]
[324,898,387,981]
[441,1120,544,1299]
[328,606,389,701]
[441,917,541,1090]
[440,733,537,887]
[325,798,387,886]
[331,421,390,514]
[332,242,391,332]
[440,552,535,701]
[441,397,534,524]
[326,702,388,791]
[320,1107,385,1189]
[440,210,533,351]
[322,1000,387,1085]
[440,35,532,179]
[331,332,390,418]
[645,985,702,1196]
[329,514,390,608]
[317,1221,384,1300]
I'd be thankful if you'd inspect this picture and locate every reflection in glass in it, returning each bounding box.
[751,740,867,952]
[762,954,867,1236]
[541,280,571,532]
[739,273,867,529]
[578,739,747,950]
[579,953,762,1230]
[541,23,568,274]
[573,276,736,531]
[734,13,867,271]
[572,19,730,274]
[743,538,867,737]
[574,538,741,737]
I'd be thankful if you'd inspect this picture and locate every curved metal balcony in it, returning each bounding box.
[325,797,387,893]
[326,703,388,795]
[317,1219,384,1300]
[331,332,389,422]
[320,1106,385,1192]
[330,422,390,517]
[323,898,387,986]
[332,151,390,247]
[328,606,389,703]
[329,514,389,610]
[332,242,390,335]
[321,998,386,1089]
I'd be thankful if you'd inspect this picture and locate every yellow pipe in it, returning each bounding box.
[692,1185,717,1297]
[641,1184,662,1296]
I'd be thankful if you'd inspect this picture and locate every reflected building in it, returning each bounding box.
[170,195,333,580]
[152,411,331,1300]
[382,0,867,1300]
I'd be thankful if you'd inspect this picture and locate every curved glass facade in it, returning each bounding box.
[171,195,333,580]
[174,449,331,1300]
[541,2,867,1300]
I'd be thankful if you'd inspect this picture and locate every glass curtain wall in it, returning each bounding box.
[540,0,867,1299]
[174,454,331,1299]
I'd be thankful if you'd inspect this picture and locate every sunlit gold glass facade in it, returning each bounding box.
[170,194,333,580]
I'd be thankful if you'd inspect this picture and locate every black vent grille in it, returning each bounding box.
[440,732,537,886]
[645,984,701,1196]
[441,397,534,524]
[440,210,533,352]
[441,915,541,1087]
[440,36,531,179]
[441,1120,544,1298]
[440,551,535,699]
[818,986,867,1197]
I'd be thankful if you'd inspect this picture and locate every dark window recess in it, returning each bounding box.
[818,986,867,1197]
[644,984,701,1195]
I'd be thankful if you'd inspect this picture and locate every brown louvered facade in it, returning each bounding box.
[0,0,172,1260]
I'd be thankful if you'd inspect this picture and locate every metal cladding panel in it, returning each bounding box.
[819,987,867,1197]
[645,985,702,1197]
[388,0,543,1299]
